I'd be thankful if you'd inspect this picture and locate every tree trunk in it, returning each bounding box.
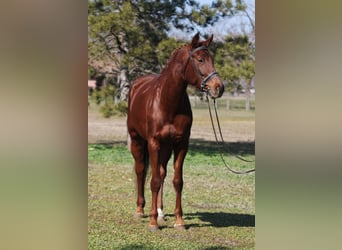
[245,79,251,111]
[117,67,129,103]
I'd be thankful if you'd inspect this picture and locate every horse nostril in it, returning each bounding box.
[217,84,224,97]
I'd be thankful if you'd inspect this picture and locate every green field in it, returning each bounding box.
[88,96,255,249]
[88,141,255,249]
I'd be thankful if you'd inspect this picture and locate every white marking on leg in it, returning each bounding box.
[157,208,164,218]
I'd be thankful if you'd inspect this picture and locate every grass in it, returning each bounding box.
[88,95,255,249]
[88,141,255,249]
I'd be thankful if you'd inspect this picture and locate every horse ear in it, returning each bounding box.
[204,34,214,47]
[191,32,200,47]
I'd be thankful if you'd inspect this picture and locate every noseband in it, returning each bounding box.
[187,46,219,92]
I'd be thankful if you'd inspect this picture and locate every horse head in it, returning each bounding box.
[184,33,224,99]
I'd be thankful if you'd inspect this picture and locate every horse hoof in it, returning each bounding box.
[174,223,186,230]
[148,224,159,232]
[157,216,167,224]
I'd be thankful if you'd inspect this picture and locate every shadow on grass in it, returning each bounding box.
[89,139,255,156]
[119,245,232,250]
[89,141,127,148]
[203,248,234,250]
[118,245,153,250]
[189,138,255,156]
[184,212,255,228]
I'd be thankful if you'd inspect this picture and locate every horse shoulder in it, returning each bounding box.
[173,94,193,138]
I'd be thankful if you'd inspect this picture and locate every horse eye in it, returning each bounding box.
[198,58,204,63]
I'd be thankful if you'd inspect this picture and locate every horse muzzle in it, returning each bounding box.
[202,73,224,99]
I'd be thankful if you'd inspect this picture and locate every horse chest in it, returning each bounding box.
[154,115,192,142]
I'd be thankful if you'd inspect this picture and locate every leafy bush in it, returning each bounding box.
[115,101,128,116]
[90,85,128,117]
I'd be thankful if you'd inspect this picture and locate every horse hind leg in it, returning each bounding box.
[131,137,148,218]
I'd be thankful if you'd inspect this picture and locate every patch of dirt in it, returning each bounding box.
[88,108,255,144]
[88,109,127,144]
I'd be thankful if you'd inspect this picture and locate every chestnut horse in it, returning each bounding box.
[127,33,224,231]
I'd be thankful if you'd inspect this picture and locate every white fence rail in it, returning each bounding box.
[189,94,255,111]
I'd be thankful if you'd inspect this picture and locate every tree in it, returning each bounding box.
[88,0,244,75]
[88,0,250,115]
[214,34,255,110]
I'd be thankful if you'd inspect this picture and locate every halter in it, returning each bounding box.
[187,46,219,92]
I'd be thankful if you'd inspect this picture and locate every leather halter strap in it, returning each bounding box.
[187,46,219,92]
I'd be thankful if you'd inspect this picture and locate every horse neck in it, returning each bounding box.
[158,55,188,114]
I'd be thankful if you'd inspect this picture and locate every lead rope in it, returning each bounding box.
[212,98,255,163]
[206,94,255,174]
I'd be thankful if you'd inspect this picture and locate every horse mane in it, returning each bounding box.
[160,43,189,75]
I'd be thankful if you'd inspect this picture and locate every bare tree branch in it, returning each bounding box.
[110,26,128,54]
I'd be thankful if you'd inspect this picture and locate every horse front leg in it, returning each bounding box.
[148,139,161,231]
[157,145,172,223]
[173,141,188,230]
[157,167,166,223]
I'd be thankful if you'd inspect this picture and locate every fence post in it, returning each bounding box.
[226,96,230,110]
[245,93,250,111]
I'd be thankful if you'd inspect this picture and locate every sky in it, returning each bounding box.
[168,0,255,40]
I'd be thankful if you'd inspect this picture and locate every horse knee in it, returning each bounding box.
[151,176,161,192]
[173,177,183,192]
[135,165,146,176]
